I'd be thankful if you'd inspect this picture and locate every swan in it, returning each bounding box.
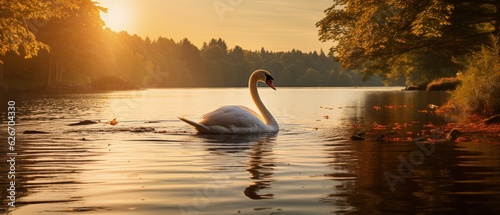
[179,69,279,134]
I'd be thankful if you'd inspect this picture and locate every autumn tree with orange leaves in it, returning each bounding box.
[317,0,500,85]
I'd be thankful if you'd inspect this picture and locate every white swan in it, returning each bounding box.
[179,69,279,134]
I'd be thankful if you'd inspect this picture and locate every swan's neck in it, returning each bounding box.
[249,75,278,129]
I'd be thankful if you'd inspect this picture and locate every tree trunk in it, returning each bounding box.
[58,56,64,82]
[46,58,53,89]
[61,57,64,82]
[56,58,61,82]
[0,63,5,92]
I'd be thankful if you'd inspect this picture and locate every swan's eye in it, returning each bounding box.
[265,74,276,90]
[265,74,274,81]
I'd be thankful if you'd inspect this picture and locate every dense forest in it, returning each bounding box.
[0,1,386,91]
[3,33,387,90]
[3,0,499,92]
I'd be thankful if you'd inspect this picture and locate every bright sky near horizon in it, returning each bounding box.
[96,0,334,52]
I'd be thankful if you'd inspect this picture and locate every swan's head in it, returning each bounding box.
[253,69,276,90]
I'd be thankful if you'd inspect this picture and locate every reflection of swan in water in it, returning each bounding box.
[179,70,279,134]
[197,133,276,199]
[198,133,276,154]
[243,139,276,200]
[197,133,275,144]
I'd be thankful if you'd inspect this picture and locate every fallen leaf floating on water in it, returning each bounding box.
[107,118,118,125]
[344,116,499,143]
[389,137,413,142]
[392,124,403,130]
[373,104,412,111]
[423,122,434,128]
[372,122,388,130]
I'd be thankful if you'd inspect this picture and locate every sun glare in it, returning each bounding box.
[100,2,131,32]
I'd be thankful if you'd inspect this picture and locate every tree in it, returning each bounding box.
[444,35,500,117]
[317,0,497,85]
[2,21,379,90]
[0,0,105,90]
[301,68,321,86]
[202,41,229,86]
[36,1,107,87]
[179,38,204,85]
[0,0,104,62]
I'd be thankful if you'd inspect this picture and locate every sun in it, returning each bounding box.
[99,1,132,32]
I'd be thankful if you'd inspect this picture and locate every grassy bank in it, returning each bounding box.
[438,35,500,121]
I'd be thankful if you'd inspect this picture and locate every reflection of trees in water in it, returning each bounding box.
[329,91,500,212]
[321,137,500,214]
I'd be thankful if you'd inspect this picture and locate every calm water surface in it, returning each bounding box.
[0,88,499,214]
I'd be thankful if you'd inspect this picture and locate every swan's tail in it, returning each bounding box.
[178,117,207,133]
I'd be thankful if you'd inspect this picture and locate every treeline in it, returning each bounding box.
[0,4,384,90]
[3,32,384,90]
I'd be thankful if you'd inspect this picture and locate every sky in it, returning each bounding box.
[95,0,334,52]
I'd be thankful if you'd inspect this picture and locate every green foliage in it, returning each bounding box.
[448,35,500,117]
[317,0,495,84]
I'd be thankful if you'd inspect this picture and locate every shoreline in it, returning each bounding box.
[348,114,500,144]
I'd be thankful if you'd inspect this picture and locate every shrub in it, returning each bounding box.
[426,77,461,91]
[445,35,500,117]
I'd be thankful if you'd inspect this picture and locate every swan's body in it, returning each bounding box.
[179,70,279,134]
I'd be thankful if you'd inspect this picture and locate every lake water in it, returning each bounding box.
[1,88,499,214]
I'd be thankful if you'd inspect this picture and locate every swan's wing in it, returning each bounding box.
[199,105,265,129]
